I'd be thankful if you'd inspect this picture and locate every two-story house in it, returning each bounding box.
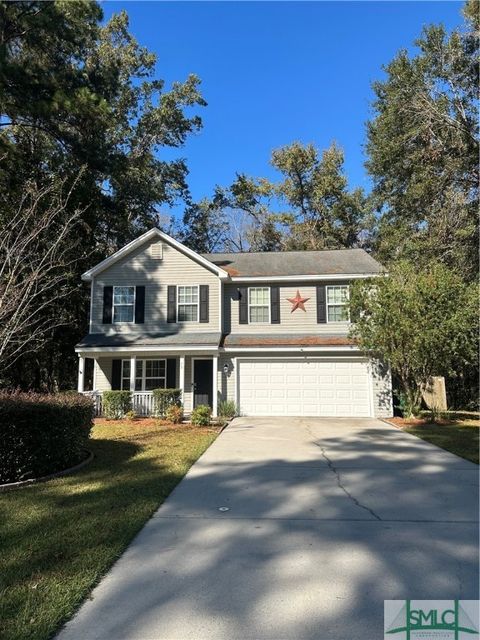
[76,228,393,418]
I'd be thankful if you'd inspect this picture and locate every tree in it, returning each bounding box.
[0,1,206,389]
[214,177,283,251]
[0,174,85,375]
[366,0,479,280]
[270,142,369,250]
[349,261,478,416]
[189,142,369,253]
[180,199,228,253]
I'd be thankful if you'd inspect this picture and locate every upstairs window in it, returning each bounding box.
[178,285,199,322]
[326,285,349,322]
[249,287,270,323]
[113,286,135,323]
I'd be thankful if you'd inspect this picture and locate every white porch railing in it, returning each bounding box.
[132,392,155,416]
[81,391,155,417]
[82,391,102,417]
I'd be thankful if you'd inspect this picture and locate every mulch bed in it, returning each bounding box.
[386,416,455,428]
[93,417,225,432]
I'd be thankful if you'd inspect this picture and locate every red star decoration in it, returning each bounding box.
[287,290,310,313]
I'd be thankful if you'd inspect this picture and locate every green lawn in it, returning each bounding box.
[0,420,219,640]
[405,420,479,464]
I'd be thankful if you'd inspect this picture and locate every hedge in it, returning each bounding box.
[152,388,182,417]
[0,391,94,484]
[102,390,132,419]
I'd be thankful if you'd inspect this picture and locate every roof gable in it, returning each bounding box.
[81,229,229,281]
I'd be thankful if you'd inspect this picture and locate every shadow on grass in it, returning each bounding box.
[0,431,212,640]
[405,423,479,464]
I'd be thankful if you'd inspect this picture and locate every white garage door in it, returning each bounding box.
[238,359,372,417]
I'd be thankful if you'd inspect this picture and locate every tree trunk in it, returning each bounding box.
[399,377,422,418]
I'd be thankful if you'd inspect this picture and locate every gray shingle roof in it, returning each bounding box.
[203,248,383,277]
[77,332,222,348]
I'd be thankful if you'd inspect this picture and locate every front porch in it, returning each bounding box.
[77,353,221,417]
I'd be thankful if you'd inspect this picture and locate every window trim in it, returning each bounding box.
[112,285,135,324]
[326,284,350,323]
[121,358,167,391]
[248,286,271,324]
[177,284,200,323]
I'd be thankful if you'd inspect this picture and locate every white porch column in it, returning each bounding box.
[77,356,85,393]
[129,355,136,392]
[179,356,185,404]
[212,355,218,417]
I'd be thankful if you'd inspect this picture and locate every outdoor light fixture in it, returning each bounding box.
[223,363,229,374]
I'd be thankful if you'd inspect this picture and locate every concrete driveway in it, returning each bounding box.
[58,417,479,640]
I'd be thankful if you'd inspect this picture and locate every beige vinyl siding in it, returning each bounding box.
[219,354,235,406]
[224,282,350,335]
[94,358,112,392]
[91,237,220,335]
[370,358,393,418]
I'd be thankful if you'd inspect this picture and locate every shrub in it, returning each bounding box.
[218,399,237,419]
[125,410,137,421]
[152,388,181,417]
[102,390,132,419]
[191,404,211,426]
[165,404,184,424]
[0,391,94,483]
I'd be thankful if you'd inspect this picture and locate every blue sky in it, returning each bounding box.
[102,1,463,216]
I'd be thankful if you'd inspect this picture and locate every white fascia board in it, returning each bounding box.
[76,344,359,355]
[222,345,359,353]
[75,344,220,355]
[229,273,383,283]
[81,228,229,281]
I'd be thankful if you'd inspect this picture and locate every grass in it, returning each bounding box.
[0,419,219,640]
[403,419,479,464]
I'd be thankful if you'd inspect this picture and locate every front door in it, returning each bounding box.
[193,359,213,408]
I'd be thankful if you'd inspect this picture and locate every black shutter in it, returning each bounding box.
[238,287,248,324]
[166,359,176,388]
[167,285,176,323]
[270,286,280,324]
[199,285,209,323]
[111,359,122,390]
[102,286,113,324]
[316,285,326,323]
[135,286,145,324]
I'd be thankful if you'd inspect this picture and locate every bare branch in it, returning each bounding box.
[0,170,89,370]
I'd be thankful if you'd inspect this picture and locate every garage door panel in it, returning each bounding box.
[320,389,335,398]
[353,389,369,400]
[238,359,372,417]
[287,389,302,398]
